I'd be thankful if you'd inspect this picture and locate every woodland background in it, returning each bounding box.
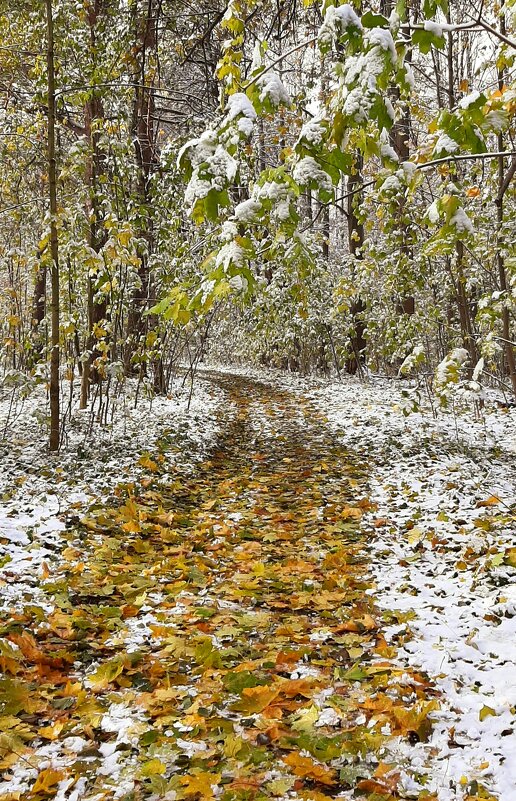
[0,0,515,448]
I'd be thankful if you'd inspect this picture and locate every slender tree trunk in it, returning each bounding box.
[345,157,366,375]
[46,0,60,451]
[495,10,516,398]
[124,0,162,388]
[446,15,478,374]
[383,0,415,320]
[80,150,108,408]
[30,249,46,364]
[454,242,478,368]
[80,2,108,409]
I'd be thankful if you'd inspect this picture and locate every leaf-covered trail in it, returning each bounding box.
[1,375,438,801]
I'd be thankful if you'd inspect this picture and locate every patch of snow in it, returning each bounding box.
[297,119,326,147]
[434,132,460,155]
[256,72,290,106]
[316,707,341,727]
[319,4,363,49]
[458,90,481,109]
[450,207,474,234]
[293,157,333,193]
[365,27,397,61]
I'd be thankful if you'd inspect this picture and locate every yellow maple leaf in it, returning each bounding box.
[32,769,66,794]
[140,758,166,777]
[38,721,65,741]
[180,772,221,798]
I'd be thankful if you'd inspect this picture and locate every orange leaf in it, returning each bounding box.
[283,753,336,786]
[476,495,501,507]
[234,685,280,713]
[279,678,318,698]
[374,518,389,528]
[357,778,398,795]
[275,650,305,667]
[341,506,363,520]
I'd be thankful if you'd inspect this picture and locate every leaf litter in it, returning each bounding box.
[0,372,444,801]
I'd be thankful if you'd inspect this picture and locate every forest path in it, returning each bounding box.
[1,374,437,801]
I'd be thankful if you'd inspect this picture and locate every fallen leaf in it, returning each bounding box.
[283,752,336,786]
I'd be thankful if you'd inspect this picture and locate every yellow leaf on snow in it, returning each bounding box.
[479,705,497,722]
[392,699,439,740]
[32,768,66,794]
[139,455,160,472]
[291,705,319,732]
[122,519,141,534]
[38,721,65,741]
[180,772,221,798]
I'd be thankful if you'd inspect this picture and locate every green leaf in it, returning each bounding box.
[223,670,267,694]
[341,663,367,682]
[148,297,171,316]
[140,730,160,746]
[412,28,445,54]
[423,0,448,15]
[361,11,389,29]
[194,637,223,668]
[371,96,394,131]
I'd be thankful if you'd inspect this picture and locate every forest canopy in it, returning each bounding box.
[0,0,515,449]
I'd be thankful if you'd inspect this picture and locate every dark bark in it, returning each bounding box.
[80,1,109,409]
[495,11,516,398]
[124,0,164,391]
[345,158,366,375]
[46,0,60,452]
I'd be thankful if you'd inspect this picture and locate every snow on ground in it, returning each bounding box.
[203,363,516,800]
[307,375,516,801]
[2,363,516,799]
[0,372,229,799]
[0,372,228,618]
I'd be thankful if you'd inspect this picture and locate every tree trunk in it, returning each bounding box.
[446,15,478,374]
[383,0,415,321]
[124,0,162,389]
[495,11,516,398]
[80,3,109,409]
[46,0,60,452]
[345,157,366,375]
[30,249,47,364]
